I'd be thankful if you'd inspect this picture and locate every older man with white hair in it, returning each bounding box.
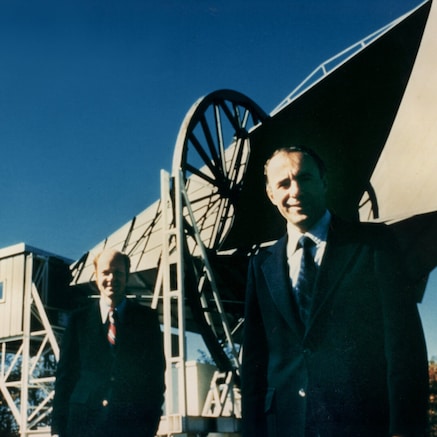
[52,249,165,437]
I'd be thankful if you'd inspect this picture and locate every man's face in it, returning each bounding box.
[95,251,127,307]
[266,151,327,232]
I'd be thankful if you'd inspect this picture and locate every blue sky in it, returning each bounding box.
[1,0,435,356]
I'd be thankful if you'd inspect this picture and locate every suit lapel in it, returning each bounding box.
[83,302,112,355]
[115,300,142,357]
[116,300,132,350]
[307,217,362,332]
[261,236,305,336]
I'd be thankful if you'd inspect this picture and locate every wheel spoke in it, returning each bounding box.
[217,100,241,133]
[187,132,222,181]
[185,162,218,187]
[199,114,223,176]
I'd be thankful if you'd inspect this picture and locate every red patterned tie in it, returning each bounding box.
[107,308,117,346]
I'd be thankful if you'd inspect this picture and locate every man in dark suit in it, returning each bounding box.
[241,146,428,437]
[51,249,165,437]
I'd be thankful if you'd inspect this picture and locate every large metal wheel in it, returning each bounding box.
[172,89,268,252]
[171,90,268,372]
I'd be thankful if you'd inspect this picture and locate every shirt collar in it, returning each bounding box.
[99,297,127,324]
[287,210,331,252]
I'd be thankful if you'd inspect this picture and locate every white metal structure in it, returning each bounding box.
[156,169,242,435]
[0,244,70,437]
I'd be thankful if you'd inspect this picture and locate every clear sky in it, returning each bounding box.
[1,0,435,356]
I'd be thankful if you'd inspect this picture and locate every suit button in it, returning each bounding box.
[298,389,306,397]
[110,376,115,382]
[102,399,109,407]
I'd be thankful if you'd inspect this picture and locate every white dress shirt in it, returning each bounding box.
[286,210,331,287]
[99,296,127,324]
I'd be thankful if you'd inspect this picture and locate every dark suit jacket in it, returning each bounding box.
[241,217,428,437]
[52,299,165,437]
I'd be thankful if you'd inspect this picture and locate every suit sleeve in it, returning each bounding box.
[51,313,80,436]
[146,307,166,410]
[376,227,429,436]
[241,256,269,437]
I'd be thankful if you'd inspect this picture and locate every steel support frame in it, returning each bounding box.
[156,169,241,436]
[0,253,60,437]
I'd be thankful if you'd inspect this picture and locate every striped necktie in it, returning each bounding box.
[294,235,317,325]
[107,308,117,346]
